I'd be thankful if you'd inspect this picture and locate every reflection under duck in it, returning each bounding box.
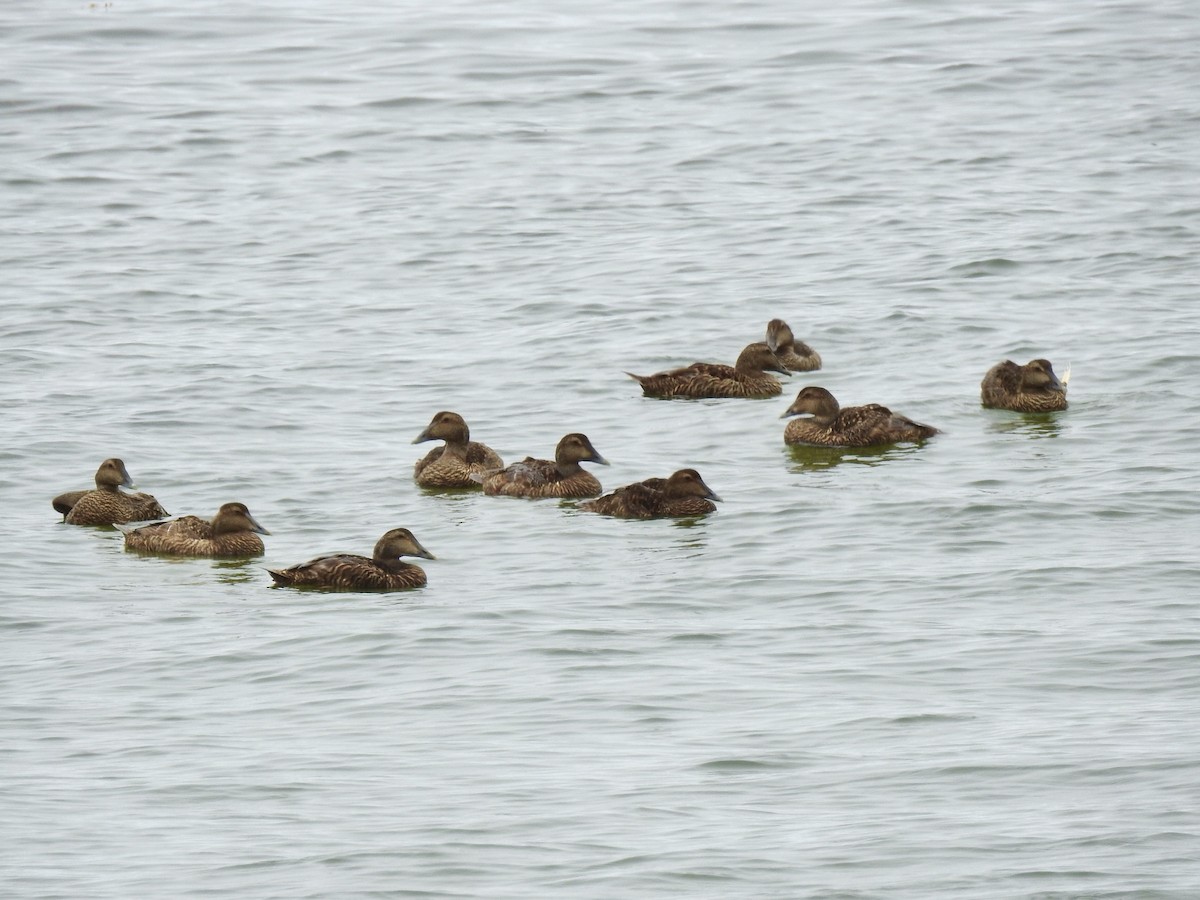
[784,442,929,471]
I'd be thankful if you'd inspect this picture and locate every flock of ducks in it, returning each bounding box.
[52,319,1069,593]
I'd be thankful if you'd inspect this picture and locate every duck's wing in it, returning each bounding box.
[491,456,560,486]
[269,553,371,586]
[52,489,88,517]
[583,482,662,518]
[465,441,504,469]
[120,514,213,539]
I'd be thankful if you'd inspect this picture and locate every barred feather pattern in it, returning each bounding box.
[414,441,504,488]
[784,404,938,447]
[122,505,267,558]
[581,483,717,519]
[630,363,784,399]
[775,343,822,372]
[629,342,788,399]
[981,360,1068,412]
[765,319,822,372]
[481,458,604,498]
[63,489,169,526]
[269,554,427,591]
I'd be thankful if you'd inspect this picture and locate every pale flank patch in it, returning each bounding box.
[1061,364,1071,387]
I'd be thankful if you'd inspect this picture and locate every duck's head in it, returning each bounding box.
[663,468,722,502]
[212,502,270,536]
[555,433,609,467]
[375,527,435,562]
[1023,359,1064,392]
[766,319,795,353]
[736,342,789,376]
[780,386,839,419]
[413,411,470,445]
[96,458,135,491]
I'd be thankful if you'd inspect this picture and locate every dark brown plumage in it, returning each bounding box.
[781,386,938,447]
[766,319,822,372]
[120,502,269,558]
[412,411,504,488]
[57,458,169,526]
[981,359,1068,412]
[627,342,789,399]
[477,433,609,498]
[268,528,434,592]
[580,468,721,519]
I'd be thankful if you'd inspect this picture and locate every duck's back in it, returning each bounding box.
[582,482,715,519]
[786,404,937,447]
[415,442,504,488]
[123,515,264,558]
[482,457,602,498]
[981,361,1021,406]
[778,343,822,372]
[269,554,426,591]
[53,490,88,518]
[63,490,168,526]
[633,362,781,399]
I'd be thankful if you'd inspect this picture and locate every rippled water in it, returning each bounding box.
[4,1,1200,896]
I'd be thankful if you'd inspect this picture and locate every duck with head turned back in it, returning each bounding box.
[57,458,169,526]
[766,319,822,372]
[268,528,435,592]
[119,502,269,558]
[412,411,504,488]
[627,342,789,399]
[580,468,722,519]
[981,359,1067,412]
[475,433,609,498]
[781,386,939,447]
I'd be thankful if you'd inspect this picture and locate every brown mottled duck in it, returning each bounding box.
[476,433,609,498]
[627,342,789,399]
[981,359,1068,412]
[781,386,938,447]
[120,502,269,558]
[56,458,169,526]
[268,528,434,592]
[412,411,504,488]
[580,468,721,519]
[766,319,822,372]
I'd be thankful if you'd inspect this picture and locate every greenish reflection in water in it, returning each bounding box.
[784,442,928,471]
[984,411,1065,439]
[212,557,264,584]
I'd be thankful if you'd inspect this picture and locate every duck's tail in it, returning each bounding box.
[267,568,292,586]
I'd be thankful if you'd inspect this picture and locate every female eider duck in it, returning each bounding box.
[412,411,504,488]
[627,342,789,399]
[475,433,609,498]
[580,468,721,519]
[781,386,938,447]
[268,528,434,592]
[55,458,169,526]
[766,319,822,372]
[981,359,1067,412]
[120,502,269,558]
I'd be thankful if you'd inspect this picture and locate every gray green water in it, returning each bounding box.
[4,1,1200,896]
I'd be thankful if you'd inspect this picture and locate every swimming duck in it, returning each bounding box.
[268,528,434,592]
[120,502,269,558]
[766,319,822,372]
[781,386,938,446]
[627,342,789,399]
[412,411,504,488]
[56,458,169,526]
[981,359,1068,412]
[580,468,721,519]
[476,433,609,498]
